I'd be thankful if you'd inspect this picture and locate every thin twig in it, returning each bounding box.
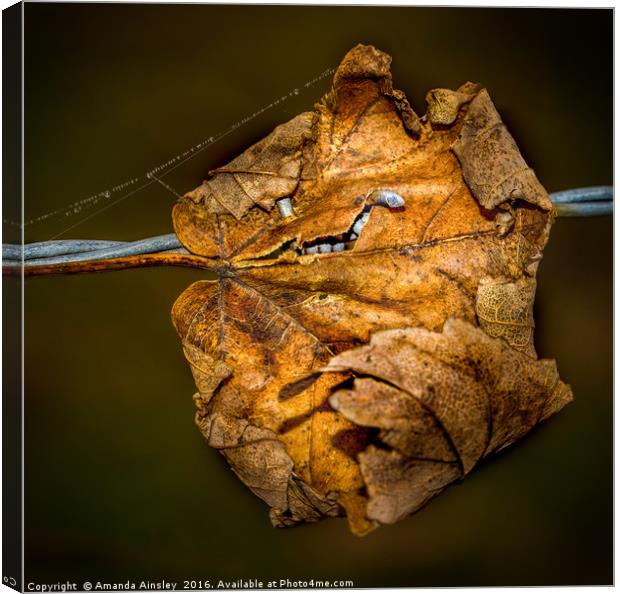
[3,253,214,277]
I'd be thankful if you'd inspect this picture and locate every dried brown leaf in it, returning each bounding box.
[171,44,570,534]
[325,318,572,524]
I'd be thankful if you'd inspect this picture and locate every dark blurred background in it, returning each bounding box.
[16,4,611,587]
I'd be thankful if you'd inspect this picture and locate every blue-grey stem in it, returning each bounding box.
[550,186,613,217]
[552,202,613,217]
[3,239,125,260]
[3,233,183,267]
[549,186,612,204]
[2,186,612,267]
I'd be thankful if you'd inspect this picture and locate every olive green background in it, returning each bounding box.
[16,4,612,587]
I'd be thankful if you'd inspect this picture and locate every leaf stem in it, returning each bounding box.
[3,252,214,277]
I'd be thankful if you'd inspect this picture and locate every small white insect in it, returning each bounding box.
[319,243,332,253]
[276,197,294,218]
[333,243,345,252]
[305,245,319,254]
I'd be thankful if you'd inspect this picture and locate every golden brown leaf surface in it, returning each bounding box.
[171,44,571,535]
[325,318,572,525]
